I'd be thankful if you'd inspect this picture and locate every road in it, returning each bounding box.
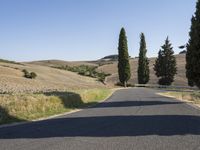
[0,88,200,150]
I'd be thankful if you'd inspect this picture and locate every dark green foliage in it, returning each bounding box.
[53,65,110,83]
[137,33,150,84]
[30,72,37,79]
[22,69,37,79]
[118,28,131,87]
[179,45,186,49]
[154,37,177,85]
[22,69,29,78]
[186,0,200,88]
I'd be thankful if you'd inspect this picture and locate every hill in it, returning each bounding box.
[0,61,105,93]
[30,54,187,86]
[97,54,187,86]
[28,60,97,67]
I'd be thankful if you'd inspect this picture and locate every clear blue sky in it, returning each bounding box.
[0,0,196,61]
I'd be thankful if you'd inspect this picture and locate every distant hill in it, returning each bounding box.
[101,55,118,61]
[28,59,97,67]
[179,50,187,54]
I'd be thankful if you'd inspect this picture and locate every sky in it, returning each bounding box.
[0,0,197,61]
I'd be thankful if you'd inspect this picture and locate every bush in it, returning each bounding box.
[97,72,111,83]
[30,72,37,79]
[22,69,37,79]
[53,65,110,82]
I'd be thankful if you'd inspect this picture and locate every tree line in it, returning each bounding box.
[117,0,200,88]
[118,28,177,87]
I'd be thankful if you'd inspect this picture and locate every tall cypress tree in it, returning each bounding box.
[186,0,200,88]
[118,28,131,87]
[154,37,177,85]
[137,33,150,84]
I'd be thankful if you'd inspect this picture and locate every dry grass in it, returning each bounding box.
[28,60,97,67]
[97,54,187,86]
[0,62,105,93]
[29,54,187,86]
[0,88,111,125]
[159,91,200,106]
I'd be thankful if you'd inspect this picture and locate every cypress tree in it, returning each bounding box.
[186,0,200,88]
[118,28,131,87]
[154,37,177,85]
[137,33,150,84]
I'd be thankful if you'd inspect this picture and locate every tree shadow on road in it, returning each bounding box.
[0,115,200,139]
[92,100,182,108]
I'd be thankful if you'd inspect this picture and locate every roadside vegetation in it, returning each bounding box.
[0,88,111,125]
[22,69,37,79]
[53,65,111,83]
[186,0,200,88]
[117,28,131,87]
[159,91,200,106]
[154,37,177,86]
[137,33,150,84]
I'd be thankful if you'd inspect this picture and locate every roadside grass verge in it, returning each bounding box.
[0,88,111,125]
[159,91,200,106]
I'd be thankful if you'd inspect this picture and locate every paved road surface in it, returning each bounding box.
[0,88,200,150]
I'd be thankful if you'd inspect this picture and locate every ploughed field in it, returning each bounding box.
[0,62,105,93]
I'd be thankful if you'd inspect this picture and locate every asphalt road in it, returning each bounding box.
[0,88,200,150]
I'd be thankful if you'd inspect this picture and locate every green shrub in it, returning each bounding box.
[53,65,110,82]
[22,69,37,79]
[30,72,37,79]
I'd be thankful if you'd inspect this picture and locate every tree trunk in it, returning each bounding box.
[124,81,127,88]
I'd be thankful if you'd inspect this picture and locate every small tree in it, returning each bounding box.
[137,33,149,84]
[154,37,177,85]
[118,28,131,87]
[186,0,200,88]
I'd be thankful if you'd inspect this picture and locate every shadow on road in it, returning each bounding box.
[92,100,182,108]
[0,115,200,139]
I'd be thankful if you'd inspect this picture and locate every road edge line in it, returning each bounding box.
[157,92,200,111]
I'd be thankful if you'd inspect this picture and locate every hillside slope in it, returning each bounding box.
[97,54,187,86]
[0,62,105,93]
[28,60,97,67]
[29,54,187,86]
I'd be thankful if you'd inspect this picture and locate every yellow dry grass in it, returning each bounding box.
[97,54,187,86]
[0,62,105,93]
[0,88,111,124]
[159,91,200,107]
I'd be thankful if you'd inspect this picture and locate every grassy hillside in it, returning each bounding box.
[28,60,97,67]
[97,54,187,86]
[29,54,187,86]
[0,61,105,93]
[0,60,112,125]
